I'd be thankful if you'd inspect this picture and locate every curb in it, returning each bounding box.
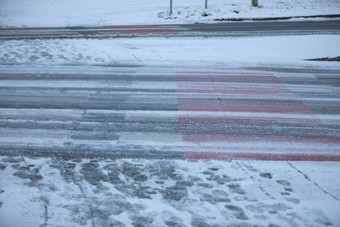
[214,14,340,22]
[306,56,340,62]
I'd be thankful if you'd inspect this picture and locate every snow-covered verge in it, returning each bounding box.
[0,156,339,226]
[0,35,339,68]
[0,0,339,28]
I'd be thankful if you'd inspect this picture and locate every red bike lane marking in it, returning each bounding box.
[176,70,340,161]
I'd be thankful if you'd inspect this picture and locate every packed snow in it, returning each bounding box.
[0,157,339,226]
[0,35,339,67]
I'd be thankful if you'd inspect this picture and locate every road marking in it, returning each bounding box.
[0,66,338,160]
[176,69,339,161]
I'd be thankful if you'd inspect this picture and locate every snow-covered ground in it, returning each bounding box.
[1,1,340,226]
[0,157,339,226]
[0,0,339,28]
[0,35,339,67]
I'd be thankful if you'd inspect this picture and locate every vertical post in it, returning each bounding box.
[252,0,258,7]
[170,0,173,14]
[205,0,207,9]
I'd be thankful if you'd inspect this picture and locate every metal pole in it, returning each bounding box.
[252,0,258,7]
[205,0,207,9]
[170,0,173,14]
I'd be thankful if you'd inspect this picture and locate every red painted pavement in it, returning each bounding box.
[176,70,339,161]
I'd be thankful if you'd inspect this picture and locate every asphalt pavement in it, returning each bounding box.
[1,20,340,39]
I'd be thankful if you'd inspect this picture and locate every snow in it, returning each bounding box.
[0,35,339,67]
[0,0,339,28]
[0,1,340,226]
[0,157,339,226]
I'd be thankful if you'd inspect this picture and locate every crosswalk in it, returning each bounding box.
[0,65,339,160]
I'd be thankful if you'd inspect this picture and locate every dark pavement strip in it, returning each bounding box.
[1,20,340,39]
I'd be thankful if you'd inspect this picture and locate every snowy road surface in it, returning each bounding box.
[1,20,340,39]
[0,63,340,226]
[0,65,339,161]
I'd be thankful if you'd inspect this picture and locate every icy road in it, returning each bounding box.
[0,65,339,160]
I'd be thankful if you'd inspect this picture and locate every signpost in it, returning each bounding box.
[252,0,258,7]
[205,0,207,9]
[170,0,173,14]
